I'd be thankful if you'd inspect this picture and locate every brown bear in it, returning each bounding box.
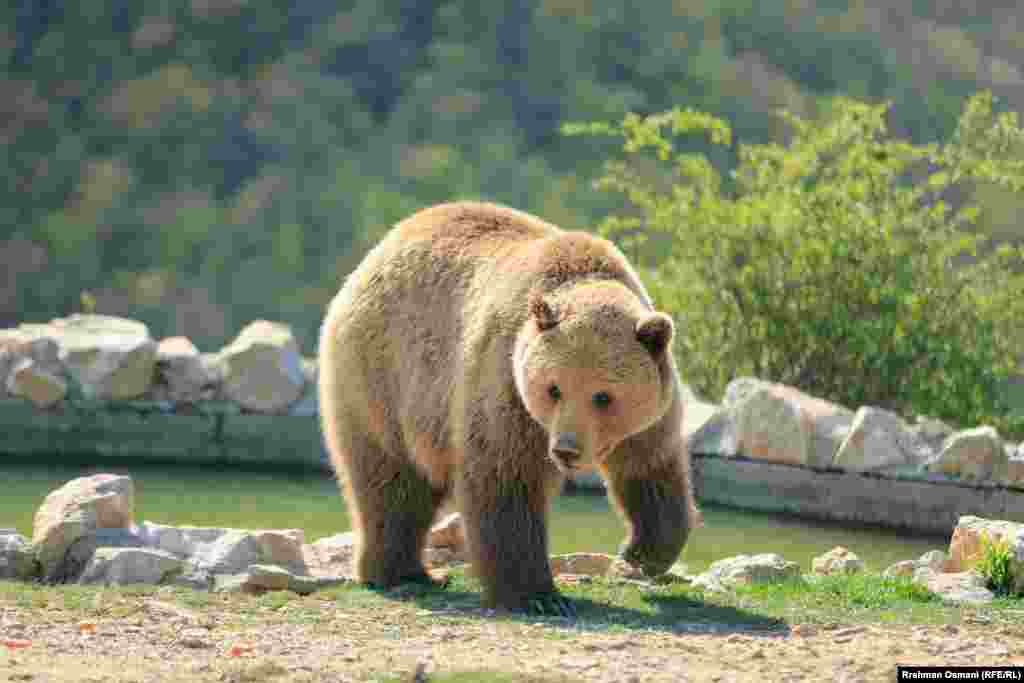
[318,201,697,616]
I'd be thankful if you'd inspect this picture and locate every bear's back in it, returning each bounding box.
[392,201,560,261]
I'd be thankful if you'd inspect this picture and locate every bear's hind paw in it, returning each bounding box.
[523,592,576,619]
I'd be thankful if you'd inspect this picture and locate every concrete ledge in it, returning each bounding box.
[0,399,323,469]
[692,453,1024,536]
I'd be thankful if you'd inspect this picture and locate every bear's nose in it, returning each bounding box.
[552,432,581,465]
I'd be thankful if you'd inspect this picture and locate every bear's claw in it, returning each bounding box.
[524,592,576,619]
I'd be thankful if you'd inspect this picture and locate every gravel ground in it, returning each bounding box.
[3,590,1024,683]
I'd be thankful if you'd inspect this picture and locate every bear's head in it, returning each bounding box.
[513,280,675,473]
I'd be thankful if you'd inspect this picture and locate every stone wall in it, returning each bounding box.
[1,314,324,469]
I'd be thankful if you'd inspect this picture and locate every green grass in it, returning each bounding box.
[3,566,1023,639]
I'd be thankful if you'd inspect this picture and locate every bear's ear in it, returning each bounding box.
[636,313,674,355]
[530,295,559,331]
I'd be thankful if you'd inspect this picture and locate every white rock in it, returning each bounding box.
[1005,452,1024,488]
[882,560,918,579]
[549,553,616,577]
[155,336,221,403]
[251,529,306,573]
[691,553,801,591]
[0,531,37,580]
[811,546,864,576]
[33,474,134,581]
[78,547,184,585]
[686,408,738,457]
[918,549,947,572]
[719,378,853,466]
[946,515,1024,594]
[300,532,355,578]
[926,570,995,605]
[833,407,916,472]
[45,314,157,400]
[731,385,810,465]
[6,357,67,408]
[214,320,305,413]
[926,427,1006,481]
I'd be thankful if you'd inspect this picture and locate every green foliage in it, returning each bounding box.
[569,92,1024,433]
[730,573,938,609]
[6,0,1024,360]
[973,532,1018,597]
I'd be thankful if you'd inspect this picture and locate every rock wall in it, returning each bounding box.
[0,315,324,469]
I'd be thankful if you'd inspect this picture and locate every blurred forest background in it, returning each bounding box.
[5,0,1024,361]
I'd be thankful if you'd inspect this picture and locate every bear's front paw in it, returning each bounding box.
[619,542,676,578]
[523,592,576,619]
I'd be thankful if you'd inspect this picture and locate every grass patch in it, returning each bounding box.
[3,566,1022,635]
[973,532,1019,597]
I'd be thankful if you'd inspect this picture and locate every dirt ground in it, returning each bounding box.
[3,590,1024,683]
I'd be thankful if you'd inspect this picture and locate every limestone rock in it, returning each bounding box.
[133,522,306,583]
[134,521,230,557]
[214,320,305,413]
[214,565,347,595]
[769,384,854,468]
[918,549,948,572]
[833,407,918,472]
[251,529,306,573]
[213,564,293,593]
[926,427,1006,481]
[883,550,948,580]
[78,547,184,585]
[882,560,918,579]
[300,532,355,578]
[0,349,12,399]
[549,552,616,577]
[286,572,349,595]
[0,334,63,403]
[155,336,221,403]
[6,357,67,408]
[925,570,995,605]
[720,378,853,466]
[686,408,738,457]
[691,553,800,592]
[1005,452,1024,488]
[0,531,38,580]
[33,474,134,581]
[0,332,60,366]
[46,315,157,400]
[811,546,864,576]
[908,416,956,454]
[61,527,150,582]
[945,516,1024,594]
[185,530,262,578]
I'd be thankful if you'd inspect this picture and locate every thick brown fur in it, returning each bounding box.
[319,201,698,611]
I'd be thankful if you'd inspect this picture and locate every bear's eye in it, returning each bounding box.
[548,384,561,402]
[592,391,612,410]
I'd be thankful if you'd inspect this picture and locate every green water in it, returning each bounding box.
[1,461,946,573]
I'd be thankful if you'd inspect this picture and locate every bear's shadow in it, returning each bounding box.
[372,581,787,636]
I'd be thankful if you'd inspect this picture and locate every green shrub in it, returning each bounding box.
[974,532,1017,597]
[566,92,1024,435]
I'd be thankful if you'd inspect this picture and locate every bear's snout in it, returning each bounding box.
[550,431,581,470]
